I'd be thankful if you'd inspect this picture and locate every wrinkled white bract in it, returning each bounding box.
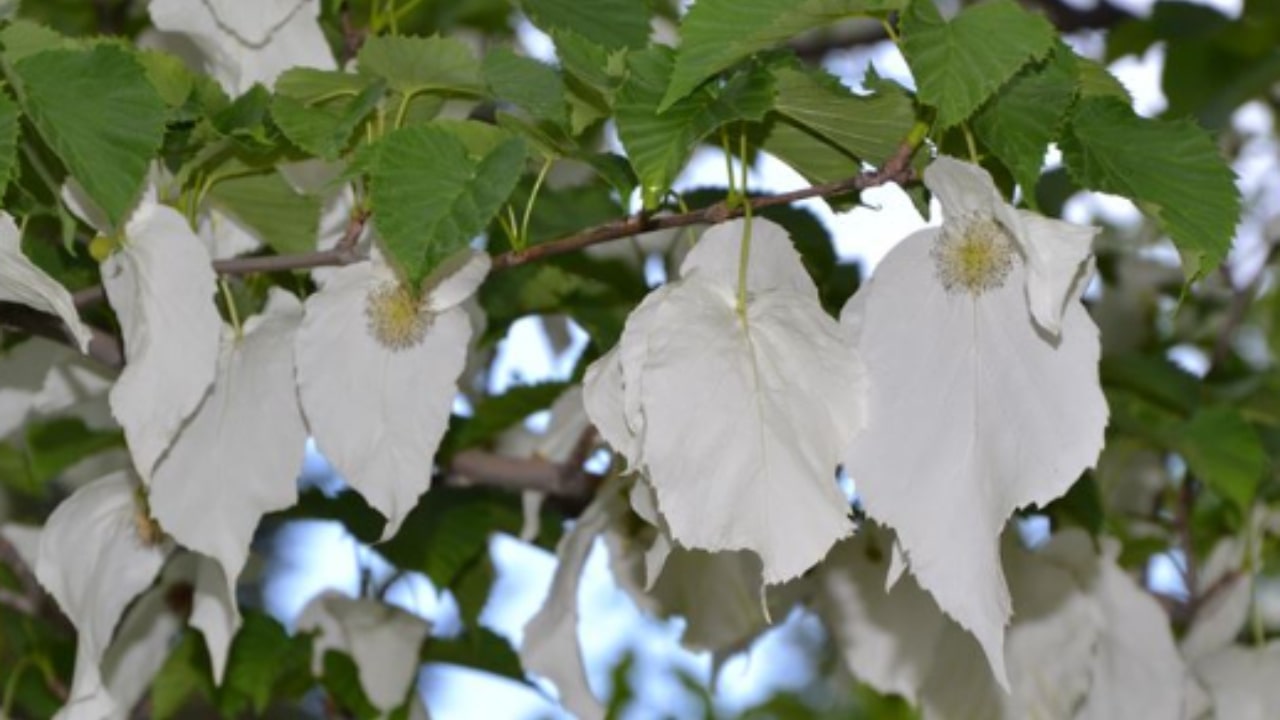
[94,194,222,481]
[150,289,307,658]
[34,472,169,719]
[0,211,92,352]
[297,592,431,714]
[149,0,335,95]
[520,475,624,720]
[296,253,489,538]
[0,337,113,440]
[585,218,864,585]
[842,157,1107,685]
[819,527,1194,719]
[1194,643,1280,720]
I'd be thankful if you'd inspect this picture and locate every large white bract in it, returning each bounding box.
[584,217,865,586]
[842,157,1108,685]
[34,471,170,719]
[296,251,489,539]
[64,181,223,484]
[148,0,335,95]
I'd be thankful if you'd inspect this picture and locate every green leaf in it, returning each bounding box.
[23,417,124,487]
[615,47,775,208]
[1179,406,1266,511]
[662,0,904,110]
[1060,96,1241,280]
[900,0,1054,128]
[378,487,532,588]
[275,68,374,101]
[0,20,69,64]
[451,554,495,625]
[449,381,571,451]
[369,124,526,285]
[151,630,214,720]
[321,651,382,720]
[1076,57,1131,102]
[0,91,20,195]
[422,627,526,683]
[135,50,195,108]
[971,44,1078,205]
[271,80,386,160]
[204,166,323,256]
[14,44,165,229]
[483,47,568,126]
[357,35,485,96]
[217,612,315,716]
[759,117,862,187]
[519,0,650,49]
[770,62,915,167]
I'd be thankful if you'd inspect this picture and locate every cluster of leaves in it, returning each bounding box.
[0,0,1269,718]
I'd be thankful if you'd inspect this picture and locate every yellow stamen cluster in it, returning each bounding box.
[365,282,430,351]
[930,214,1018,295]
[132,489,165,547]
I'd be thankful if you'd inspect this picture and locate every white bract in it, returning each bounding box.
[0,337,113,441]
[65,181,222,482]
[819,527,1194,719]
[296,251,489,538]
[297,592,432,715]
[585,217,864,585]
[148,0,335,96]
[34,471,170,719]
[0,211,91,352]
[842,156,1107,685]
[149,289,307,680]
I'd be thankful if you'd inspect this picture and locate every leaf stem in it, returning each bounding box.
[519,157,554,248]
[218,278,242,339]
[736,126,753,319]
[962,123,980,164]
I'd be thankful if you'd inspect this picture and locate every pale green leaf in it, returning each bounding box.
[0,20,69,64]
[271,81,385,160]
[971,44,1078,205]
[615,47,774,208]
[662,0,904,110]
[369,124,525,284]
[483,47,568,126]
[771,62,915,167]
[356,34,485,96]
[275,67,373,101]
[0,91,19,194]
[1179,406,1265,512]
[135,50,195,108]
[1077,57,1132,102]
[15,44,165,228]
[520,0,650,49]
[205,168,323,256]
[1060,96,1240,279]
[901,0,1054,128]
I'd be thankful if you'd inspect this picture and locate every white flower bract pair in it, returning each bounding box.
[297,251,491,538]
[584,217,865,587]
[841,156,1108,687]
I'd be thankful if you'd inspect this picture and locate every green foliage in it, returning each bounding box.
[0,417,123,495]
[900,0,1054,128]
[971,43,1077,204]
[1178,405,1266,513]
[448,381,572,451]
[1061,97,1241,280]
[203,165,324,256]
[368,123,526,285]
[770,62,915,169]
[661,0,905,110]
[519,0,650,50]
[12,43,165,228]
[615,47,774,208]
[483,48,569,127]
